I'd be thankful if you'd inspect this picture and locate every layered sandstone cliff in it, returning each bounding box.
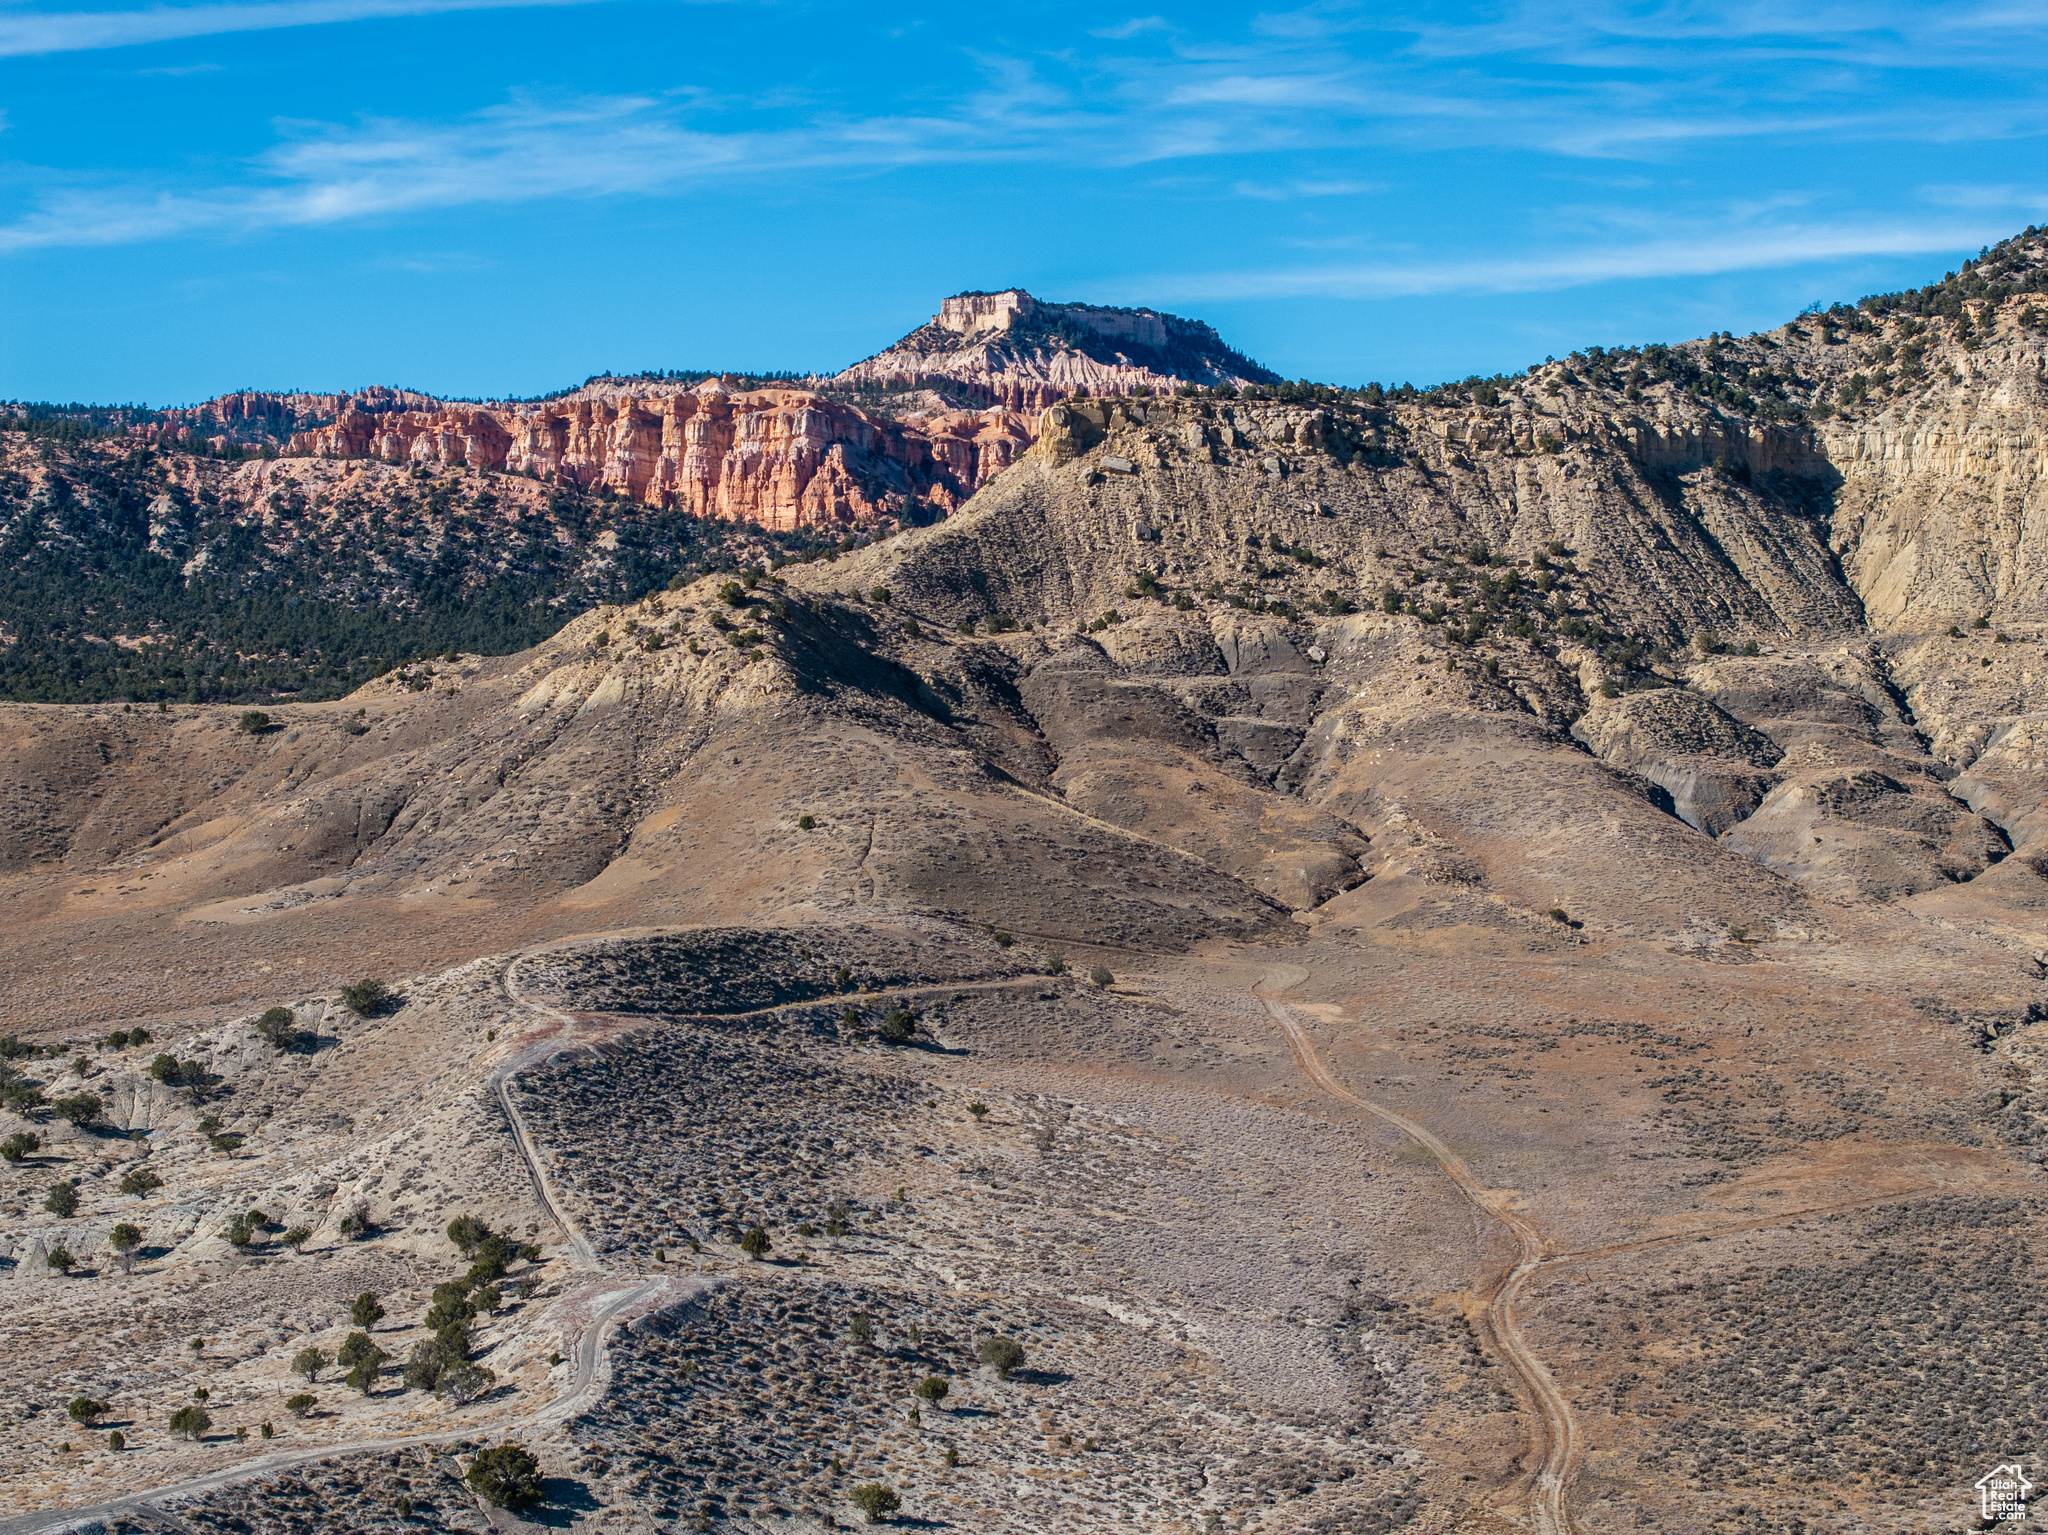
[278,379,1033,530]
[116,290,1287,526]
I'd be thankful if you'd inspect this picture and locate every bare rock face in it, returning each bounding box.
[145,289,1289,526]
[834,289,1281,410]
[283,379,1034,529]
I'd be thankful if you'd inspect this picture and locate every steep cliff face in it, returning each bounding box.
[285,379,1034,529]
[834,289,1282,410]
[1822,345,2048,636]
[109,289,1290,522]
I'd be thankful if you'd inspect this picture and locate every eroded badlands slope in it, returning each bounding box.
[2,238,2047,1534]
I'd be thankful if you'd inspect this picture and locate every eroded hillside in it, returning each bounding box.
[2,234,2047,1535]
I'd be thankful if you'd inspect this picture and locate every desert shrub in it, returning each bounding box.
[468,1234,512,1285]
[351,1291,386,1328]
[339,979,389,1015]
[849,1483,901,1523]
[237,710,270,734]
[467,1443,541,1507]
[1548,908,1570,924]
[798,813,815,830]
[338,1203,372,1239]
[915,1376,949,1406]
[967,1103,988,1120]
[1089,966,1114,987]
[282,1224,312,1248]
[978,1336,1025,1378]
[108,1430,125,1451]
[291,1346,330,1382]
[439,1361,496,1405]
[879,1009,917,1043]
[1,1132,38,1162]
[169,1405,211,1439]
[117,1166,161,1196]
[46,1246,75,1272]
[0,1083,42,1114]
[740,1224,772,1259]
[255,1007,301,1050]
[45,1182,78,1216]
[148,1055,207,1089]
[285,1394,315,1418]
[51,1092,102,1125]
[208,1133,244,1154]
[404,1338,453,1392]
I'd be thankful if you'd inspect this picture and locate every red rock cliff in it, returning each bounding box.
[287,379,1034,529]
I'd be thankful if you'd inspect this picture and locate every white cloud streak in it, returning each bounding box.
[0,0,623,57]
[0,0,2042,258]
[0,91,1115,251]
[1136,217,2035,302]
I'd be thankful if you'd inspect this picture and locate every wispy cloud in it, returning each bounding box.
[0,90,1106,251]
[0,0,627,58]
[1231,177,1382,201]
[3,0,2044,258]
[1137,212,2035,302]
[1089,15,1171,41]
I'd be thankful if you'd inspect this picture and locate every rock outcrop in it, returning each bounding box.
[833,289,1282,410]
[278,379,1034,529]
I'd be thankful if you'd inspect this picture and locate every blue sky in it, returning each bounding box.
[2,1,2045,404]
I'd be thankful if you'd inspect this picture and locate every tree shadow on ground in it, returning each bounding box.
[521,1479,602,1527]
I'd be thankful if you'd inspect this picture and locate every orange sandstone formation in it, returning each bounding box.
[279,379,1033,530]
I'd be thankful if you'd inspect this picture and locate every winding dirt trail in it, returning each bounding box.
[0,946,698,1535]
[1255,982,1580,1535]
[8,933,1051,1533]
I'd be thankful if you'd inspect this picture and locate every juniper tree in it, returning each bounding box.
[291,1346,330,1383]
[110,1222,143,1271]
[850,1483,901,1524]
[466,1443,542,1507]
[978,1336,1025,1379]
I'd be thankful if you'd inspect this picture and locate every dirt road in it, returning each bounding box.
[1,946,703,1535]
[1256,985,1580,1535]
